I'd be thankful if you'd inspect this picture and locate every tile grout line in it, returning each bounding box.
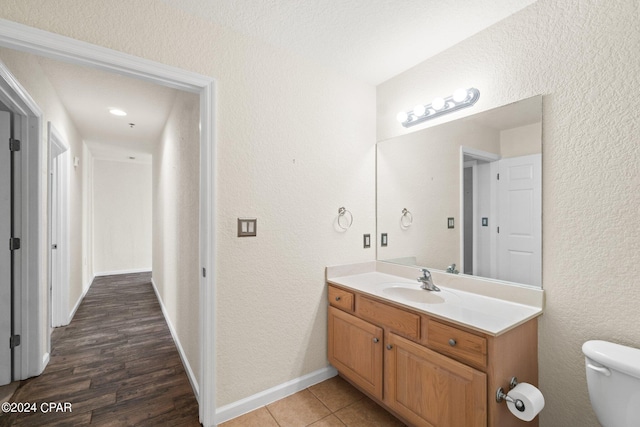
[314,385,339,426]
[264,404,283,427]
[304,385,344,427]
[223,373,414,426]
[262,385,341,427]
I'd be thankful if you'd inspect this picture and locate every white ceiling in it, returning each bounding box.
[160,0,537,85]
[22,1,538,158]
[36,56,178,161]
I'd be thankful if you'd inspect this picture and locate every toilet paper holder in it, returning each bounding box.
[496,377,526,413]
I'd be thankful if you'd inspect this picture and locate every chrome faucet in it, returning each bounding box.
[418,268,440,292]
[446,263,459,274]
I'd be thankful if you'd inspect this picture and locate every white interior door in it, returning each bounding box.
[51,157,59,327]
[0,110,12,385]
[49,123,70,328]
[497,154,542,286]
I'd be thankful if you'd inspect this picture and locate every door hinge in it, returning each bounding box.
[497,226,500,234]
[9,138,21,152]
[496,173,500,180]
[9,237,21,250]
[202,268,207,278]
[10,335,21,349]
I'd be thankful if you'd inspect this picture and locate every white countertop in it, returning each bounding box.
[327,262,544,336]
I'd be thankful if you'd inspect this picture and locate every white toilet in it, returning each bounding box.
[582,340,640,427]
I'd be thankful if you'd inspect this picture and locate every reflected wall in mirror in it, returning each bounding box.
[377,95,542,288]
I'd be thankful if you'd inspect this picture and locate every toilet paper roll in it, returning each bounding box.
[506,382,545,422]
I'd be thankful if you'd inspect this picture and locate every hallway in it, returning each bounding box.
[0,273,200,426]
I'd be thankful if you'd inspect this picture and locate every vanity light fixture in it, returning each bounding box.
[396,87,480,128]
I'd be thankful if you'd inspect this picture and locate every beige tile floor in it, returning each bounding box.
[220,376,407,427]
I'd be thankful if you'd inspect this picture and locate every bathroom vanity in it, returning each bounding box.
[326,262,544,427]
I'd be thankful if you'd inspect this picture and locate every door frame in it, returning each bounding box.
[0,19,217,426]
[459,146,500,276]
[462,159,477,275]
[0,110,13,385]
[0,57,42,381]
[48,122,70,327]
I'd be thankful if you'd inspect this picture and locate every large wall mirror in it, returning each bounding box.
[377,95,542,288]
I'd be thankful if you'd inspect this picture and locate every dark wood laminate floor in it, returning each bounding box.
[1,272,200,426]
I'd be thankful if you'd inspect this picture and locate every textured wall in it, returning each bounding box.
[214,46,376,406]
[500,122,541,158]
[7,2,629,424]
[92,158,152,274]
[377,1,640,426]
[0,0,376,407]
[152,90,201,383]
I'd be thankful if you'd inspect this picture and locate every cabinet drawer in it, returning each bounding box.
[358,297,420,340]
[427,320,487,369]
[328,286,355,312]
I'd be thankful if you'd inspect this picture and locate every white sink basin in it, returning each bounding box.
[382,284,447,304]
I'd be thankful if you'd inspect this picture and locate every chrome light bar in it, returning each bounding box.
[397,87,480,128]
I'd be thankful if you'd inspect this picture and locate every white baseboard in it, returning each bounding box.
[150,278,200,401]
[215,366,338,424]
[68,276,94,324]
[94,268,151,277]
[41,352,50,372]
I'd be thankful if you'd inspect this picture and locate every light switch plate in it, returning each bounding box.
[237,218,257,237]
[363,234,371,248]
[447,217,455,229]
[381,233,388,247]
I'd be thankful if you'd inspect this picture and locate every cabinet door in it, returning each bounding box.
[386,333,487,427]
[328,306,383,399]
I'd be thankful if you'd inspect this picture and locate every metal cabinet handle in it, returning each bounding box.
[386,344,393,350]
[335,296,341,301]
[373,338,379,343]
[449,339,457,347]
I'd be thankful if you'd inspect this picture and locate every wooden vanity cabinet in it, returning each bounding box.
[386,332,486,427]
[327,306,383,399]
[327,285,539,427]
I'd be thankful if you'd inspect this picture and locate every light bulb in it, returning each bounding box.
[453,88,468,103]
[413,104,426,117]
[396,111,409,123]
[432,97,445,111]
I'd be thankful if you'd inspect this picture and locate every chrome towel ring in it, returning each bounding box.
[337,207,353,230]
[401,208,413,228]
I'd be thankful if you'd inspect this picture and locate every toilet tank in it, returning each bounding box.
[583,340,640,427]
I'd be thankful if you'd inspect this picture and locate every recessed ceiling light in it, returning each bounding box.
[109,108,127,116]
